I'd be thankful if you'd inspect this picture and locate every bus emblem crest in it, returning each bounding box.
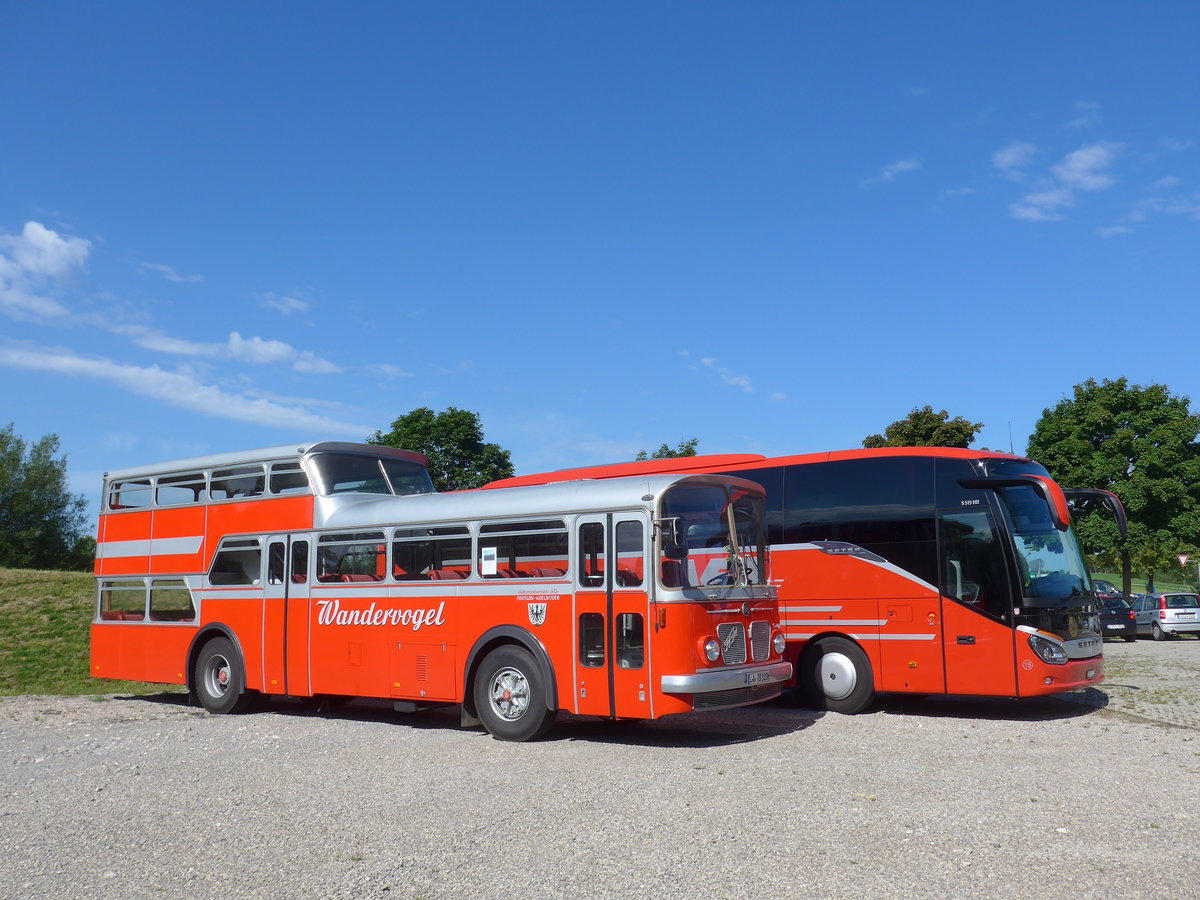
[528,603,548,626]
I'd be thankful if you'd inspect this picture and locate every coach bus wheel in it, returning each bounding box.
[799,636,874,715]
[473,646,555,741]
[193,637,253,715]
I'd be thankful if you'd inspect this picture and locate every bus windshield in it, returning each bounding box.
[309,453,435,497]
[658,482,768,587]
[999,484,1092,604]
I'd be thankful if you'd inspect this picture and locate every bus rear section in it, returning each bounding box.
[91,447,788,740]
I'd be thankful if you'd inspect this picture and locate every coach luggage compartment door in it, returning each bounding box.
[263,534,312,697]
[574,513,652,720]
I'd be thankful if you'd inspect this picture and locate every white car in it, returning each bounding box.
[1131,592,1200,640]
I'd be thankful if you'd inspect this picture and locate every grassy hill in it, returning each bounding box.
[0,568,172,696]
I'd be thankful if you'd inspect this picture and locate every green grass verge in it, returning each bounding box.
[0,568,178,697]
[1092,572,1192,594]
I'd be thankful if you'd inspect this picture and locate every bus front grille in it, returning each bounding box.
[749,621,771,661]
[717,623,747,665]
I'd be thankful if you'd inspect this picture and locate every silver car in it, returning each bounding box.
[1131,592,1200,640]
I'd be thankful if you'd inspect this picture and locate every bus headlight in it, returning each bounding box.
[773,633,786,655]
[1027,634,1068,666]
[703,638,722,663]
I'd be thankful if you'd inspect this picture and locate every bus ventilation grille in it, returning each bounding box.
[692,684,779,711]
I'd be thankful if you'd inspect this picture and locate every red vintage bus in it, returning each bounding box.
[486,447,1126,713]
[92,442,790,740]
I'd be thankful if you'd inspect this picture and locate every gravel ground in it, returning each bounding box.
[2,639,1199,900]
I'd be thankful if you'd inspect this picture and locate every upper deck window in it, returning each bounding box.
[269,461,310,495]
[210,465,266,501]
[109,479,153,510]
[156,471,206,506]
[309,453,434,497]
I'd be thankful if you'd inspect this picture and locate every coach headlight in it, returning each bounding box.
[703,637,722,663]
[773,632,787,655]
[1028,634,1068,666]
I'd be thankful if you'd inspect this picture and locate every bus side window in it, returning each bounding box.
[210,539,263,585]
[579,613,605,667]
[291,541,309,584]
[615,520,643,587]
[939,511,1009,622]
[617,613,644,668]
[149,579,195,622]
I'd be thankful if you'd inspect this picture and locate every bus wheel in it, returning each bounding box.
[473,646,555,741]
[193,637,254,714]
[799,637,874,715]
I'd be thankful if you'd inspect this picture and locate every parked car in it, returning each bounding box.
[1130,592,1200,640]
[1094,579,1122,600]
[1097,595,1137,642]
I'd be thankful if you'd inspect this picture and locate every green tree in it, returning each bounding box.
[1026,378,1200,594]
[635,438,699,461]
[863,406,982,449]
[368,407,513,492]
[0,425,92,570]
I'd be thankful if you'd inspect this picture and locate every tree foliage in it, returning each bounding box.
[635,438,699,461]
[0,425,92,571]
[863,406,982,449]
[1026,378,1200,593]
[368,407,513,492]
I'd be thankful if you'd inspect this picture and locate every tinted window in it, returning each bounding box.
[773,458,938,586]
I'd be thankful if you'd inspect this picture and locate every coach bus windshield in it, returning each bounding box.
[999,484,1092,604]
[658,482,768,588]
[308,453,435,497]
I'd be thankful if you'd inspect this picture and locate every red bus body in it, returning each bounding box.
[486,447,1113,712]
[92,442,789,739]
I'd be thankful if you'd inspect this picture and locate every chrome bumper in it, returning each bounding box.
[662,662,792,694]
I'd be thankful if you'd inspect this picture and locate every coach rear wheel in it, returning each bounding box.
[193,636,254,714]
[473,646,555,741]
[798,636,875,715]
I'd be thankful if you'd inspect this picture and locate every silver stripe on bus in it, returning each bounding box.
[784,631,936,642]
[97,536,203,558]
[783,619,887,627]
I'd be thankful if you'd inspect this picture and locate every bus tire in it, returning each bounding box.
[193,636,254,714]
[798,636,874,715]
[473,645,555,741]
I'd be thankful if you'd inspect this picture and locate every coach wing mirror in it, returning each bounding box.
[958,476,1071,532]
[1064,488,1128,539]
[657,517,689,560]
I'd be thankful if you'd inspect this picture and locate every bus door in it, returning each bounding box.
[937,510,1018,696]
[573,513,651,720]
[263,534,311,697]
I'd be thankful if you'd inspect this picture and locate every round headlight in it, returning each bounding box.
[704,638,721,662]
[773,633,787,655]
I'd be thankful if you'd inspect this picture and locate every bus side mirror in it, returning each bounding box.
[1065,488,1129,540]
[657,517,689,560]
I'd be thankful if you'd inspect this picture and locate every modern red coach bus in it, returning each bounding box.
[486,447,1127,714]
[92,442,790,740]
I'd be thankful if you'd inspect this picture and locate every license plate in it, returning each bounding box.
[744,671,770,686]
[1177,612,1196,619]
[1105,624,1122,629]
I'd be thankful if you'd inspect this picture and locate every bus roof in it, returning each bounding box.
[483,446,1033,489]
[315,472,762,530]
[104,441,429,481]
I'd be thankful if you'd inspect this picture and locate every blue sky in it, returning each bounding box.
[2,3,1197,523]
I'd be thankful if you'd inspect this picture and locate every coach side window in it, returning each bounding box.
[210,465,265,501]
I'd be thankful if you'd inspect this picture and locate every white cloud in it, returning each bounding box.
[1097,226,1131,238]
[369,363,414,378]
[140,262,203,283]
[258,292,309,315]
[1066,101,1102,129]
[1008,143,1121,223]
[1153,176,1181,189]
[860,159,921,189]
[1051,142,1120,191]
[0,221,91,319]
[0,343,369,435]
[992,141,1036,176]
[228,331,296,365]
[700,357,752,393]
[1010,187,1075,222]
